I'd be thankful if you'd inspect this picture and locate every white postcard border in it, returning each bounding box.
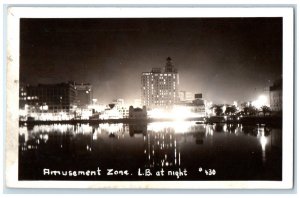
[5,7,294,189]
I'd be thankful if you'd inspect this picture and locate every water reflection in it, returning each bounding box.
[19,121,282,180]
[129,124,147,137]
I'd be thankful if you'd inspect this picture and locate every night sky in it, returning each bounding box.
[20,18,282,104]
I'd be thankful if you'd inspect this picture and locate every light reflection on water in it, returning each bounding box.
[19,121,282,180]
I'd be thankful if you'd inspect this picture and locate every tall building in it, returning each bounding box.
[19,82,76,113]
[141,57,179,109]
[134,99,142,108]
[19,84,27,109]
[74,83,92,107]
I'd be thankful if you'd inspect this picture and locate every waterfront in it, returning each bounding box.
[19,121,282,181]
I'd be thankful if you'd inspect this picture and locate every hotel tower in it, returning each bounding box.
[141,57,179,109]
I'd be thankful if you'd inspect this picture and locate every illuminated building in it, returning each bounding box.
[269,79,282,112]
[19,82,76,113]
[74,83,92,107]
[112,98,125,107]
[176,93,206,117]
[112,99,129,118]
[98,104,122,119]
[141,57,179,109]
[179,91,193,103]
[119,107,129,118]
[19,84,27,108]
[148,93,207,119]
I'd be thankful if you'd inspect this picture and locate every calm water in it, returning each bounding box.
[19,121,282,181]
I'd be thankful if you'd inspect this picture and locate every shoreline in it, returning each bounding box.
[19,116,282,127]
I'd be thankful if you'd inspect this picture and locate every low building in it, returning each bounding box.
[179,91,194,103]
[100,104,122,119]
[174,93,206,117]
[118,106,129,118]
[112,99,129,118]
[191,93,206,116]
[113,98,125,107]
[129,106,147,119]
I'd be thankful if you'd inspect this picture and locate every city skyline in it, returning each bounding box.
[20,18,282,104]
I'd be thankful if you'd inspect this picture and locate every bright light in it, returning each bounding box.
[31,124,75,134]
[222,105,226,113]
[259,132,268,163]
[19,109,27,117]
[60,112,70,120]
[39,113,53,121]
[99,108,122,119]
[260,136,268,152]
[172,106,195,121]
[252,95,269,108]
[233,101,238,107]
[148,106,202,120]
[148,108,165,119]
[39,105,48,111]
[92,98,97,104]
[148,121,195,133]
[19,126,28,142]
[100,123,123,134]
[81,109,93,119]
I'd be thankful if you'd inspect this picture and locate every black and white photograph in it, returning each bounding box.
[5,7,294,189]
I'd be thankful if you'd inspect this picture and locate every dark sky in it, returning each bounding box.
[20,18,282,104]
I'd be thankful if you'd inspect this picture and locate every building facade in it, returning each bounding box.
[269,79,282,112]
[191,93,206,116]
[134,99,142,108]
[112,98,125,107]
[112,99,129,118]
[129,106,147,119]
[74,83,92,107]
[141,57,179,109]
[20,82,76,113]
[175,93,206,117]
[179,91,194,103]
